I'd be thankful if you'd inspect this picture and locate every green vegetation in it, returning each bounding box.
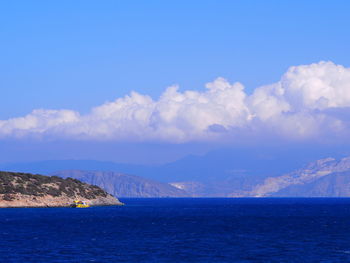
[0,171,108,201]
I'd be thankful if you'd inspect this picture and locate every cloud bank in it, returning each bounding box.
[1,61,350,143]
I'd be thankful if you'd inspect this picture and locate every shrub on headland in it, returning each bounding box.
[0,171,108,200]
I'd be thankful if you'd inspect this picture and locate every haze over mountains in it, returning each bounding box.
[2,146,346,182]
[52,170,188,198]
[266,157,350,197]
[2,147,350,197]
[49,156,350,197]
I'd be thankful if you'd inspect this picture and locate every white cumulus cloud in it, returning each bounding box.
[1,61,350,143]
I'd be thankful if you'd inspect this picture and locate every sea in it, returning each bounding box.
[1,198,350,262]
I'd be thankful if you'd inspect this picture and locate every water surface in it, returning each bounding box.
[1,198,350,262]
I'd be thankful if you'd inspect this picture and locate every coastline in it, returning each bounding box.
[0,193,124,208]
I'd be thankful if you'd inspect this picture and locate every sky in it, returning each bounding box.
[1,0,350,164]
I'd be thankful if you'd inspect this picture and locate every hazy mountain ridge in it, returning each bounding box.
[52,170,189,197]
[242,157,350,197]
[169,156,350,197]
[1,146,339,184]
[170,176,263,197]
[270,171,350,197]
[4,153,350,197]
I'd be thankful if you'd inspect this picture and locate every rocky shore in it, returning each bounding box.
[0,171,123,208]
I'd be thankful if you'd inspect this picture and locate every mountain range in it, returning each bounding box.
[1,146,344,183]
[51,170,188,198]
[2,148,350,197]
[47,156,350,198]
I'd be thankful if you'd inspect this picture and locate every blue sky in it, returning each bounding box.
[1,1,350,164]
[2,0,350,118]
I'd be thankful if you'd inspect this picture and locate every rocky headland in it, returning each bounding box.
[0,171,123,208]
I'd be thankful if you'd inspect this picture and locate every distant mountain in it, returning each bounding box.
[170,176,263,197]
[1,146,341,184]
[271,171,350,197]
[0,160,148,178]
[234,156,350,197]
[52,170,189,198]
[3,149,350,197]
[169,156,350,197]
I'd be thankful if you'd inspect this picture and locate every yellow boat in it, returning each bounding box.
[71,200,90,208]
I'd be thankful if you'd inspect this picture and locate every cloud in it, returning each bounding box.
[1,61,350,143]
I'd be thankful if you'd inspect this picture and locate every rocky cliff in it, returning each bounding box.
[52,170,189,197]
[0,171,123,207]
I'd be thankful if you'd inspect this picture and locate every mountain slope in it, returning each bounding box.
[271,171,350,197]
[52,170,189,197]
[239,156,350,197]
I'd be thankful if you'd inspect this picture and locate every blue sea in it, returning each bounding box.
[1,198,350,262]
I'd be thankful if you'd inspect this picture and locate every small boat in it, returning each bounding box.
[71,200,90,208]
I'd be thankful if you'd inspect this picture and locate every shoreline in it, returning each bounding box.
[0,203,125,208]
